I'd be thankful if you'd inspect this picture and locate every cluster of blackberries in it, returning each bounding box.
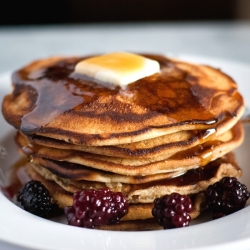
[17,177,250,230]
[65,188,128,228]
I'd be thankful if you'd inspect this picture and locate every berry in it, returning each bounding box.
[65,188,128,228]
[205,177,250,218]
[152,193,192,229]
[17,180,57,218]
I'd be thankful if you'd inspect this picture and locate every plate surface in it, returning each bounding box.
[1,56,250,250]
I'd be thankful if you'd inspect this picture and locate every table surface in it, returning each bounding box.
[1,21,250,74]
[0,21,250,250]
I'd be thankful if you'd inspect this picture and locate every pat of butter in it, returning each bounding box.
[75,52,160,87]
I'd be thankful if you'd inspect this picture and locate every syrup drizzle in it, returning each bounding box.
[11,55,240,135]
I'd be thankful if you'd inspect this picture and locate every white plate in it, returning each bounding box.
[1,56,250,250]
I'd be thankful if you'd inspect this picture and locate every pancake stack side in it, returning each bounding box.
[2,53,245,230]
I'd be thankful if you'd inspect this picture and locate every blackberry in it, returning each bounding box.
[205,177,250,218]
[65,188,128,228]
[152,193,192,229]
[17,180,57,218]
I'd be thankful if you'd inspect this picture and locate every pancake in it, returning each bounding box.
[31,157,185,184]
[16,122,244,176]
[30,129,205,160]
[18,127,224,163]
[26,152,241,204]
[2,54,244,146]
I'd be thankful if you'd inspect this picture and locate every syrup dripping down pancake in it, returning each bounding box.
[30,128,216,160]
[15,122,243,176]
[2,54,244,146]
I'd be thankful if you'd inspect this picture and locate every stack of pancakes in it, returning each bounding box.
[2,53,244,230]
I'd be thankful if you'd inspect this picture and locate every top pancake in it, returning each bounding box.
[2,54,244,146]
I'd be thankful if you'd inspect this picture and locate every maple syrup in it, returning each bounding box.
[11,54,241,135]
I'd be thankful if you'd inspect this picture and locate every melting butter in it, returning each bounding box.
[74,52,160,87]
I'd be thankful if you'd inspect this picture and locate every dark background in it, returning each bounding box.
[0,0,249,26]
